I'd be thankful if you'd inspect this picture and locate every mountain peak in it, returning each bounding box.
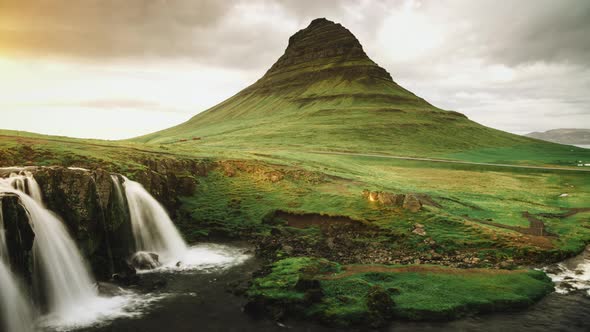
[248,18,393,92]
[265,18,369,75]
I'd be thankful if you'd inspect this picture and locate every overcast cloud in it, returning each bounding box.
[0,0,588,138]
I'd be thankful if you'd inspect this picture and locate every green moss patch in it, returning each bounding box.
[246,258,554,327]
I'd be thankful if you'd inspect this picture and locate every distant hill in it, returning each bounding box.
[526,129,590,145]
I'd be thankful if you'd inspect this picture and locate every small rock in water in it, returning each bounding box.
[544,265,564,275]
[97,282,126,296]
[560,281,576,291]
[131,251,162,270]
[559,193,569,197]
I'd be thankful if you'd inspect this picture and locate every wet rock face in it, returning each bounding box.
[34,168,111,251]
[0,195,34,283]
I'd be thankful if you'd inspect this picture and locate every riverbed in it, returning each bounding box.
[67,243,590,332]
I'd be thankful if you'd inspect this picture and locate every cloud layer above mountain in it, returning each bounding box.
[0,0,588,138]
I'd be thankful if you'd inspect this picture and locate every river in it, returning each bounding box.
[67,243,590,332]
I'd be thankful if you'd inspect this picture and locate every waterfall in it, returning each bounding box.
[122,177,187,263]
[110,175,125,208]
[0,260,35,332]
[8,171,43,204]
[0,176,99,320]
[0,200,6,263]
[0,198,35,332]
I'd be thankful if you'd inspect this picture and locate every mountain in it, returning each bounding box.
[133,18,579,159]
[526,129,590,145]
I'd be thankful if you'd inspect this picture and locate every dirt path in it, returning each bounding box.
[326,264,526,279]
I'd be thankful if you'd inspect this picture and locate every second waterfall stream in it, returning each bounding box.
[120,176,188,265]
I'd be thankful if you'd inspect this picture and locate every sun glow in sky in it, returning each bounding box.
[0,0,588,139]
[0,58,257,138]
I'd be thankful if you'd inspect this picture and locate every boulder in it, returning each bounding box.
[403,194,422,212]
[377,192,404,206]
[130,251,162,270]
[362,190,429,211]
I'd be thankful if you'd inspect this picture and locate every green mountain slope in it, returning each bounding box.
[133,18,587,163]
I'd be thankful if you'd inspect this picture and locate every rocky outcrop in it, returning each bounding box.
[402,194,422,213]
[362,190,440,212]
[134,158,210,215]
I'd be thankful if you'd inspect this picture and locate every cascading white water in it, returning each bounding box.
[8,171,43,204]
[544,245,590,295]
[0,200,35,332]
[121,177,187,264]
[0,176,98,317]
[110,175,125,208]
[0,260,35,332]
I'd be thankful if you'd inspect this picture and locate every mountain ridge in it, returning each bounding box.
[526,128,590,145]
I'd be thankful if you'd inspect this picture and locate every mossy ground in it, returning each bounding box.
[246,257,554,326]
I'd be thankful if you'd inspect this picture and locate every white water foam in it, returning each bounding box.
[544,245,590,295]
[37,289,167,332]
[141,243,252,274]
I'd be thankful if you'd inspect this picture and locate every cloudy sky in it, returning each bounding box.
[0,0,588,139]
